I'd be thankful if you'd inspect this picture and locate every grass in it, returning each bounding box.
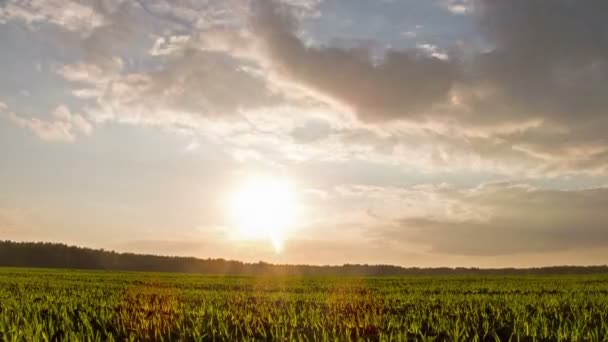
[1,267,608,341]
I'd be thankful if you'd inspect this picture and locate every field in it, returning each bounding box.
[1,268,608,341]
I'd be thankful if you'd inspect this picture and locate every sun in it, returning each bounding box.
[227,177,297,252]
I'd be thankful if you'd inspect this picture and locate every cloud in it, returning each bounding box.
[441,0,473,15]
[58,51,284,127]
[6,0,608,178]
[295,181,608,258]
[150,35,190,56]
[417,43,449,61]
[0,0,104,32]
[241,0,608,175]
[290,118,332,143]
[471,0,608,126]
[142,50,283,117]
[45,1,290,129]
[384,183,608,256]
[250,0,458,122]
[3,104,92,142]
[420,0,608,174]
[80,0,162,70]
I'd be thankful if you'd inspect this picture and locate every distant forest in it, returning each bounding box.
[1,240,607,276]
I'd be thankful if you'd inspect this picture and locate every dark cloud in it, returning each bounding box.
[250,0,458,122]
[431,0,608,173]
[390,184,608,256]
[473,0,608,125]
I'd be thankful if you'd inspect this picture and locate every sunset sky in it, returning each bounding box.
[2,0,608,267]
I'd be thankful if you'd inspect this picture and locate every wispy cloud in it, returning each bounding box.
[0,0,103,31]
[3,104,92,142]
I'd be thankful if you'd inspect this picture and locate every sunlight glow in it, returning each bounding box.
[227,177,296,253]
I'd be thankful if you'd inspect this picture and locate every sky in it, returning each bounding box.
[1,0,608,267]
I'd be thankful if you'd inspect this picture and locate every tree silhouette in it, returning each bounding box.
[0,240,606,276]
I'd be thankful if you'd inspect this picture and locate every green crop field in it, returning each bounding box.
[1,268,608,341]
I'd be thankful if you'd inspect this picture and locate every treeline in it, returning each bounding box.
[0,240,607,276]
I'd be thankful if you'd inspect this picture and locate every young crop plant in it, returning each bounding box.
[0,269,608,341]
